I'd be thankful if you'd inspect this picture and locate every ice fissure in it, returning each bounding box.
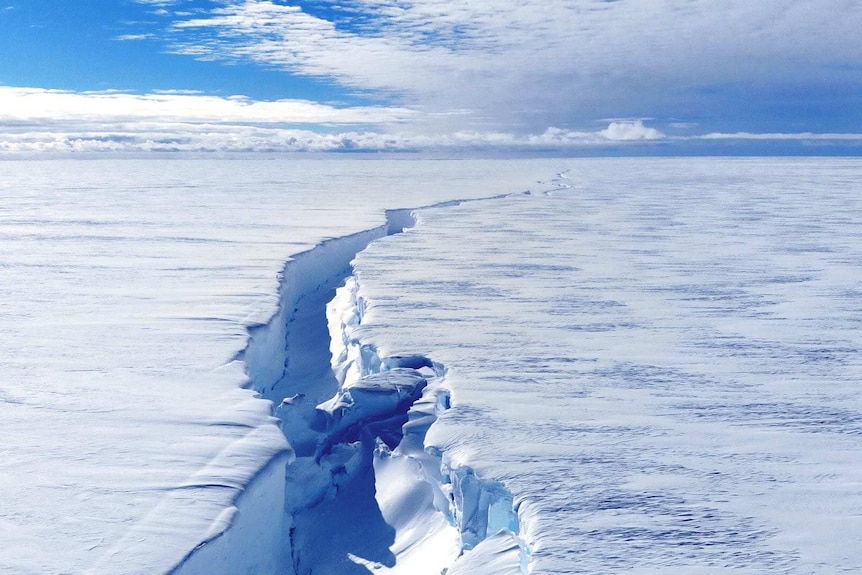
[328,276,532,575]
[176,194,531,574]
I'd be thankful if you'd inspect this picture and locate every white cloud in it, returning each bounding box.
[3,84,857,155]
[0,86,416,126]
[115,34,155,41]
[148,0,862,132]
[0,86,668,154]
[0,123,620,155]
[600,121,664,141]
[524,127,595,146]
[169,1,449,96]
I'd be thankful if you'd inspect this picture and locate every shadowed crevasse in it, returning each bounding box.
[174,192,534,574]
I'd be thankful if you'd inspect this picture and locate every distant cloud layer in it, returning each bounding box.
[2,86,861,155]
[0,86,666,153]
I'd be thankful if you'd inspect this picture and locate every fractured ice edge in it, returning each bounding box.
[170,191,541,575]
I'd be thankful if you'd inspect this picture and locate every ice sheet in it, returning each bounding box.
[0,158,557,574]
[349,158,862,574]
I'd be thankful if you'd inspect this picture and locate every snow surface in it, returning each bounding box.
[4,157,862,575]
[348,158,862,574]
[0,158,555,574]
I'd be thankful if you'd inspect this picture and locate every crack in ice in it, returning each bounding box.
[174,190,540,574]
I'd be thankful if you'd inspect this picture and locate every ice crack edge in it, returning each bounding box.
[328,276,533,575]
[172,192,538,575]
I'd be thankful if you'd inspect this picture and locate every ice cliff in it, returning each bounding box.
[172,199,530,574]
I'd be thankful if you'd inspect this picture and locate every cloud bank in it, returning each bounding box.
[0,86,414,126]
[0,86,669,154]
[133,0,862,133]
[2,85,860,155]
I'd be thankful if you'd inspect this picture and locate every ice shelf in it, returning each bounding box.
[0,158,558,575]
[10,158,860,575]
[346,158,862,574]
[176,195,534,574]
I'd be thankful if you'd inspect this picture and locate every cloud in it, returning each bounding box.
[600,121,664,141]
[0,122,651,155]
[142,0,862,133]
[114,34,155,41]
[0,86,416,126]
[0,85,671,154]
[3,85,858,155]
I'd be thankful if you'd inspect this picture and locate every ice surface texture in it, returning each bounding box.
[0,158,553,574]
[5,157,862,575]
[349,158,862,574]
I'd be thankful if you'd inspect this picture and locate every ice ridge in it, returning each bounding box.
[329,276,532,573]
[171,192,533,574]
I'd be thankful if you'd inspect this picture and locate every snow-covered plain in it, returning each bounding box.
[0,158,554,575]
[2,157,862,575]
[348,158,862,574]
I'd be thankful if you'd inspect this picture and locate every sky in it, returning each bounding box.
[1,0,861,154]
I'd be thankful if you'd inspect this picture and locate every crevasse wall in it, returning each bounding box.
[331,275,532,573]
[170,450,294,575]
[173,195,532,574]
[170,225,389,575]
[243,225,390,401]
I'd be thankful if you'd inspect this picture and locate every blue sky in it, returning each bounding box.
[1,0,861,154]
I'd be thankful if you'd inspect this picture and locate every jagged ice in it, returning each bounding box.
[2,158,862,574]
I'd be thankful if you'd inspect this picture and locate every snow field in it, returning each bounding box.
[6,157,860,575]
[347,158,862,574]
[0,158,556,574]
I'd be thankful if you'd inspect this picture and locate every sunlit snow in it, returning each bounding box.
[0,158,551,574]
[2,158,862,575]
[349,158,862,574]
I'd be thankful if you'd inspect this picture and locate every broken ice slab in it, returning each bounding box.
[316,369,429,442]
